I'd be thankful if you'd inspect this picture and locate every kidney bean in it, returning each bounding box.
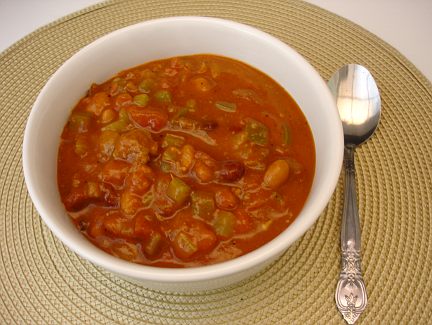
[217,160,245,182]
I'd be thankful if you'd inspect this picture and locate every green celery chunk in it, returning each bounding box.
[282,124,292,145]
[162,134,185,148]
[133,94,149,107]
[69,112,91,132]
[191,191,215,219]
[144,232,162,256]
[102,108,129,131]
[213,211,235,237]
[245,118,269,146]
[154,90,172,103]
[175,232,197,256]
[162,146,180,163]
[215,101,237,112]
[102,120,126,132]
[167,177,191,205]
[138,78,155,93]
[173,107,189,119]
[110,77,126,95]
[160,161,173,173]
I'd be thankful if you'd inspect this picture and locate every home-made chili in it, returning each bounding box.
[57,54,315,267]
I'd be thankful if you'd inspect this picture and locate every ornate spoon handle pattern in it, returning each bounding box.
[335,147,367,324]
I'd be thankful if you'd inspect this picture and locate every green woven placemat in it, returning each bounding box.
[1,0,431,324]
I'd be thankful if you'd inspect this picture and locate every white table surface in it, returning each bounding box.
[0,0,431,82]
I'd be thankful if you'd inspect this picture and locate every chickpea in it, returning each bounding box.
[215,188,238,210]
[263,159,290,189]
[194,160,214,183]
[100,108,116,124]
[126,81,138,93]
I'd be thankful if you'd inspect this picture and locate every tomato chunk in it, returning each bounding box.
[215,188,238,210]
[101,160,131,188]
[125,166,153,196]
[103,213,134,238]
[172,219,217,260]
[127,106,168,131]
[86,92,110,116]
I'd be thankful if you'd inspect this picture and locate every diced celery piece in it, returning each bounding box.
[282,124,292,145]
[162,134,185,148]
[175,232,197,256]
[162,146,180,163]
[167,177,191,205]
[133,94,149,107]
[191,191,215,219]
[69,112,91,132]
[144,232,162,256]
[160,161,172,173]
[215,101,237,112]
[101,120,127,132]
[138,78,155,93]
[245,118,268,146]
[110,77,126,95]
[213,211,235,237]
[118,108,128,120]
[154,90,172,103]
[102,108,129,131]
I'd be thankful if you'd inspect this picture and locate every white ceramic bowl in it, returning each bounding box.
[23,16,343,292]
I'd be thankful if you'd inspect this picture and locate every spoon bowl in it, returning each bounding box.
[328,64,381,147]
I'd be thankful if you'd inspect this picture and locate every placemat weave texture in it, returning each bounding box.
[1,0,431,324]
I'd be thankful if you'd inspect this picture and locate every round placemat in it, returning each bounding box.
[1,0,431,324]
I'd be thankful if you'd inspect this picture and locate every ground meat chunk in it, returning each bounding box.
[113,129,158,164]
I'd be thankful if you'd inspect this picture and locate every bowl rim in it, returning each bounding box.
[23,16,343,283]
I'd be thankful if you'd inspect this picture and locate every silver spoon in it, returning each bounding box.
[328,64,381,324]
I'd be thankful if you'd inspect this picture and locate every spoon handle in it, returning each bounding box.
[335,147,367,324]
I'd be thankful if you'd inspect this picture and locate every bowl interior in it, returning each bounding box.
[23,17,343,282]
